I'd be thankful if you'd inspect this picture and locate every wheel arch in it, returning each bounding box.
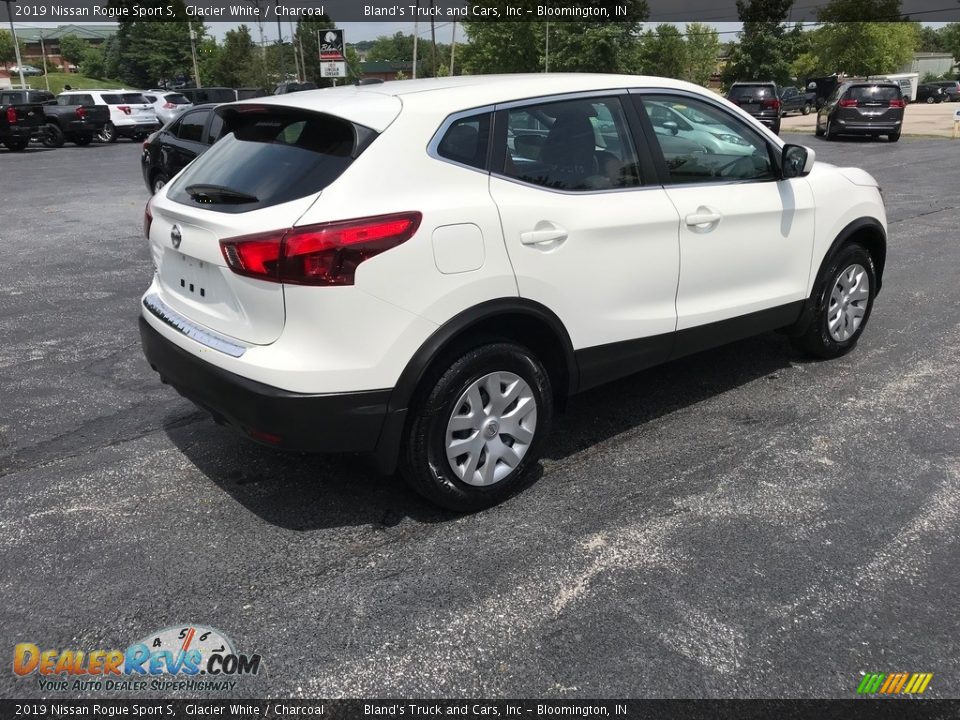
[372,298,578,474]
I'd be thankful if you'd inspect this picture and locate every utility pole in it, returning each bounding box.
[188,21,202,88]
[5,0,26,89]
[274,0,284,81]
[39,31,50,91]
[412,16,418,79]
[429,6,436,77]
[289,21,300,81]
[449,21,456,76]
[544,22,550,73]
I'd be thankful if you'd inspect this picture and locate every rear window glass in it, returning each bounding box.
[728,85,774,99]
[166,94,190,105]
[845,85,900,102]
[168,109,369,213]
[437,113,491,170]
[102,93,148,104]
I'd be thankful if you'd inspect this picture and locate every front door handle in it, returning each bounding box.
[685,208,722,227]
[520,227,568,245]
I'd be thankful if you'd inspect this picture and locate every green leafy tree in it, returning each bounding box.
[683,22,720,85]
[459,23,542,74]
[637,24,687,78]
[722,0,796,86]
[543,23,645,73]
[918,25,945,52]
[212,25,255,87]
[294,18,336,84]
[59,34,88,67]
[0,30,27,68]
[937,23,960,68]
[365,31,451,77]
[79,46,106,78]
[814,21,919,75]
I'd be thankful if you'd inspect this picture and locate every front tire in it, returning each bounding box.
[802,103,811,115]
[792,243,877,359]
[400,342,553,512]
[41,122,65,148]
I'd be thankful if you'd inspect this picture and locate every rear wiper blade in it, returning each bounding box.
[185,184,258,204]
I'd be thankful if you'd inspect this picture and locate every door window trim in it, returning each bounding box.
[628,88,784,188]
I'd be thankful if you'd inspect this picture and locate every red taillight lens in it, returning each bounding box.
[144,204,153,238]
[163,102,176,109]
[839,98,858,108]
[118,105,131,115]
[889,98,905,108]
[220,212,422,286]
[75,106,86,120]
[761,98,781,111]
[6,106,16,124]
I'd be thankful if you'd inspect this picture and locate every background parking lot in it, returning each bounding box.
[1,135,958,698]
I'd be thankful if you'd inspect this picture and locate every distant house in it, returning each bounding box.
[899,52,958,79]
[360,61,413,82]
[14,24,117,72]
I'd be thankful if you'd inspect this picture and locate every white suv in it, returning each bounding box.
[139,74,887,511]
[60,89,160,142]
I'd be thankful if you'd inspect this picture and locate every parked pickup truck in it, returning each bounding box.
[779,86,816,115]
[0,89,108,147]
[0,94,44,151]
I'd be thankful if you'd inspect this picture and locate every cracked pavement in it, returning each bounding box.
[0,134,958,699]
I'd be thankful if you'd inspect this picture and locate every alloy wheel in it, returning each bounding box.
[827,263,870,342]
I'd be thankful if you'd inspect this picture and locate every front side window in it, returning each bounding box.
[641,95,776,184]
[499,96,642,191]
[177,111,209,142]
[436,112,491,170]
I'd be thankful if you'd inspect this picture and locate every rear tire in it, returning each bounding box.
[825,118,837,141]
[802,103,811,115]
[151,172,169,194]
[97,122,117,143]
[772,121,781,135]
[815,120,825,137]
[400,342,553,512]
[73,133,93,146]
[888,129,901,143]
[41,122,65,148]
[3,139,28,151]
[792,243,876,360]
[926,96,935,104]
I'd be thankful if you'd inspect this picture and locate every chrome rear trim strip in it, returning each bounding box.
[143,293,248,358]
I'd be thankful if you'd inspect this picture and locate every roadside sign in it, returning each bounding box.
[321,61,346,79]
[319,29,345,61]
[954,107,960,122]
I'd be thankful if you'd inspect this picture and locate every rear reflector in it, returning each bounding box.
[247,428,282,445]
[220,212,422,286]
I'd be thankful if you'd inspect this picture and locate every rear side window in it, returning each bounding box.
[728,85,774,100]
[845,85,900,102]
[436,113,490,170]
[166,94,190,105]
[177,110,208,142]
[102,93,148,105]
[168,108,368,213]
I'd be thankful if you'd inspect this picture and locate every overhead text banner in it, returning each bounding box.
[1,0,958,23]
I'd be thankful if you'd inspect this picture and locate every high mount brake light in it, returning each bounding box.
[219,212,422,286]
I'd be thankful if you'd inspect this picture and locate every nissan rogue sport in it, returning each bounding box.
[139,74,888,511]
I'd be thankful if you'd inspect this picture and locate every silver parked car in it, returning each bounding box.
[143,91,193,126]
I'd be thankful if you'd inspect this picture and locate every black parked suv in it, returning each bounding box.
[141,103,224,193]
[726,81,782,134]
[816,81,905,142]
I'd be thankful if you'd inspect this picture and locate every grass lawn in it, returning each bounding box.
[16,72,124,94]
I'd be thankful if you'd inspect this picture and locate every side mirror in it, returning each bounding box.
[782,144,815,179]
[663,121,679,136]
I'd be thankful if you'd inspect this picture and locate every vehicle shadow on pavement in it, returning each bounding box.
[164,332,799,532]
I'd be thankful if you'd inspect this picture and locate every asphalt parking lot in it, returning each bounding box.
[1,134,958,699]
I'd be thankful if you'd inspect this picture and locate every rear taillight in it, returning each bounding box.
[118,105,131,115]
[144,204,153,239]
[889,98,905,108]
[6,106,16,124]
[761,98,781,111]
[220,212,422,286]
[839,98,858,108]
[163,102,176,109]
[75,106,86,120]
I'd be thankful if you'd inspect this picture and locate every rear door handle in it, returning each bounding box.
[520,228,568,245]
[685,209,722,227]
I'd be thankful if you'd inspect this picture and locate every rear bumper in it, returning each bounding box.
[139,316,391,453]
[116,122,160,137]
[3,126,37,141]
[835,121,902,134]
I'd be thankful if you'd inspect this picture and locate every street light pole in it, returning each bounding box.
[188,21,202,88]
[5,0,27,89]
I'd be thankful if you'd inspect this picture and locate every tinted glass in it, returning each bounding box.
[168,109,365,213]
[845,85,900,102]
[166,93,191,105]
[437,112,490,170]
[207,114,224,145]
[728,84,774,100]
[143,94,157,103]
[177,110,208,142]
[500,97,642,191]
[102,93,148,104]
[642,95,775,184]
